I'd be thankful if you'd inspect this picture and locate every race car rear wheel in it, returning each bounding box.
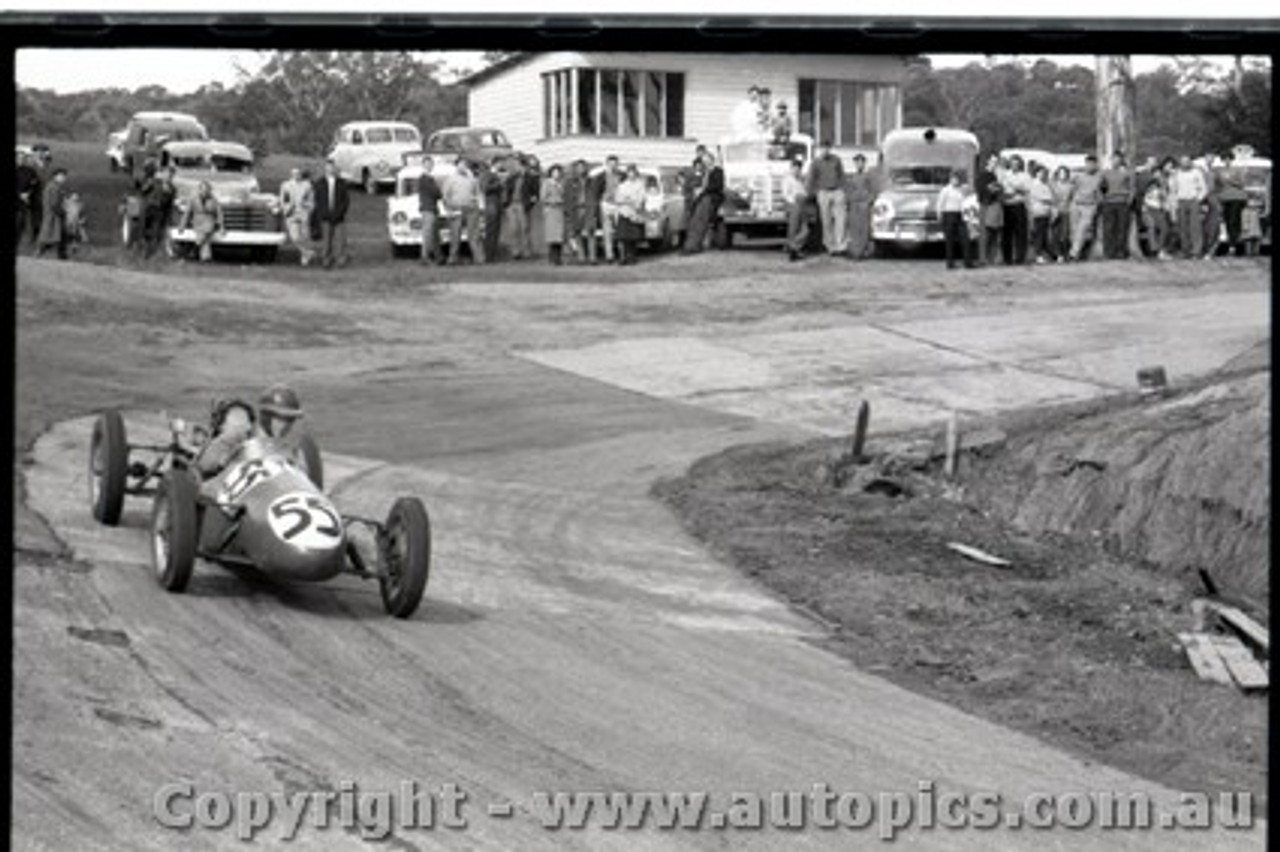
[89,410,129,526]
[379,497,431,619]
[151,472,198,593]
[293,434,324,490]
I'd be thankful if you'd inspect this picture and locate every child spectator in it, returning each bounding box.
[936,169,975,270]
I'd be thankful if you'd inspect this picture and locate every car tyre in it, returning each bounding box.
[151,472,198,593]
[293,434,324,490]
[379,497,431,619]
[89,410,129,525]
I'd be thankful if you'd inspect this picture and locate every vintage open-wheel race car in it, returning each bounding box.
[87,409,431,619]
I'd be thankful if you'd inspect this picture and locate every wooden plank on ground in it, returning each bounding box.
[1205,602,1269,656]
[1177,633,1233,685]
[1211,635,1270,691]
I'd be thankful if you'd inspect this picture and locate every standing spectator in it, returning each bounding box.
[1027,165,1055,263]
[1216,151,1248,256]
[313,159,351,268]
[479,160,505,262]
[781,158,810,262]
[937,169,975,270]
[16,151,42,250]
[1169,155,1207,259]
[597,155,624,263]
[1141,164,1170,260]
[1159,157,1182,256]
[35,167,70,259]
[1131,157,1159,257]
[582,162,605,263]
[682,150,724,254]
[1200,156,1223,259]
[280,167,316,266]
[510,155,540,260]
[682,159,705,225]
[153,165,177,258]
[1049,165,1074,262]
[137,162,163,258]
[613,164,648,266]
[181,180,224,263]
[1066,155,1103,261]
[808,141,847,256]
[441,159,483,265]
[562,160,587,264]
[540,164,565,265]
[416,156,442,265]
[1239,179,1266,258]
[976,154,1003,266]
[999,155,1030,265]
[1098,152,1134,259]
[845,153,875,260]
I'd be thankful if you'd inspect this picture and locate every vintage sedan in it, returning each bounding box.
[329,121,423,193]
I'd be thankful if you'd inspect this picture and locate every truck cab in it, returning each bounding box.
[718,133,814,243]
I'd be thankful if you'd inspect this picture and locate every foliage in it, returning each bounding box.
[903,57,1270,159]
[17,50,468,159]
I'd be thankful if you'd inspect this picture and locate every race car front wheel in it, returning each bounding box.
[151,472,198,593]
[378,497,431,619]
[89,410,129,525]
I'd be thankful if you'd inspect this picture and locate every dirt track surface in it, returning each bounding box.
[13,255,1269,849]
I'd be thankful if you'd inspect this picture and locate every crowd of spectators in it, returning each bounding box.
[16,140,1270,270]
[966,148,1269,268]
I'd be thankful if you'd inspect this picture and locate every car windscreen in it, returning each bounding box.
[394,128,420,143]
[889,166,954,187]
[211,155,253,173]
[170,155,209,169]
[399,177,421,196]
[167,126,207,142]
[365,128,394,144]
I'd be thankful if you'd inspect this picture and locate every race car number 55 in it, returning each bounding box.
[268,493,342,550]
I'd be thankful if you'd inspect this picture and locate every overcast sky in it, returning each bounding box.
[16,49,1265,96]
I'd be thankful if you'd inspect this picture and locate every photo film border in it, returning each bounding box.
[3,14,1278,55]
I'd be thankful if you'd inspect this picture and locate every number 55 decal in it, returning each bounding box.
[268,493,342,550]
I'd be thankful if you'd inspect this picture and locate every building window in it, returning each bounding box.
[542,68,686,138]
[797,79,901,147]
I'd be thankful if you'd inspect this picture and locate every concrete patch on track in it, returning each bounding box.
[519,292,1269,435]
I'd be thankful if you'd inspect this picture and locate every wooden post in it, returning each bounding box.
[850,400,870,464]
[944,410,959,479]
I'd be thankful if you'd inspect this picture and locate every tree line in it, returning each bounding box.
[903,56,1271,160]
[15,51,469,158]
[15,52,1271,162]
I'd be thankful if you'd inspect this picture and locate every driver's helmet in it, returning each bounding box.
[258,384,303,437]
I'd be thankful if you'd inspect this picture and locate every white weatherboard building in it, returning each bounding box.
[465,52,908,168]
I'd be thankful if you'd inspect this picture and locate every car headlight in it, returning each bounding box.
[392,211,408,225]
[872,198,895,222]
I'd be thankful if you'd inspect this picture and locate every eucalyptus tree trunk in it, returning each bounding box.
[1095,56,1135,161]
